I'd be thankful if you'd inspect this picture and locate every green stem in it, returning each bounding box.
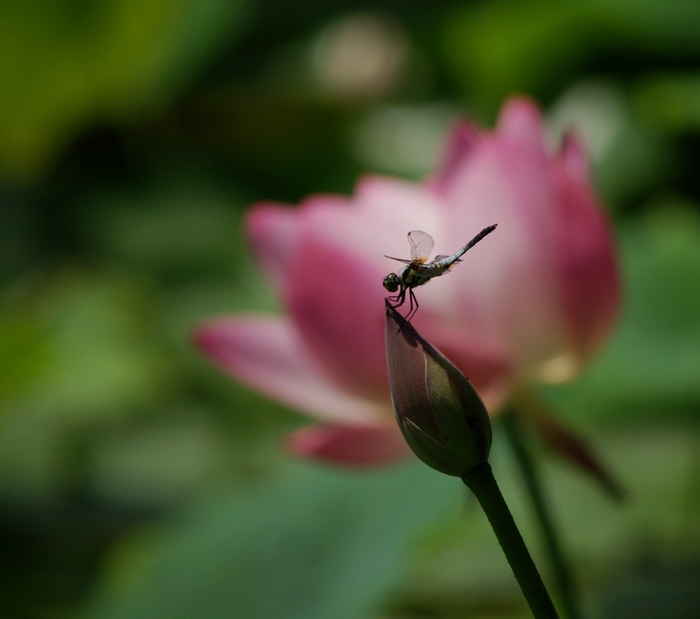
[462,462,560,619]
[503,413,581,619]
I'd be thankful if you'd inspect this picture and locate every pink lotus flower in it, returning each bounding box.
[195,96,619,469]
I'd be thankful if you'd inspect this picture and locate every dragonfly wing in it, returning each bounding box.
[384,255,413,264]
[408,230,434,263]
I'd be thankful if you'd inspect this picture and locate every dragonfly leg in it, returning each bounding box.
[387,286,406,309]
[385,287,411,329]
[406,288,419,321]
[386,288,412,330]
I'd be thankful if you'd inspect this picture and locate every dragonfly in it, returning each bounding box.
[383,224,497,320]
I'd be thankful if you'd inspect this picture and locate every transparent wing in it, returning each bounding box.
[407,230,434,263]
[384,255,413,264]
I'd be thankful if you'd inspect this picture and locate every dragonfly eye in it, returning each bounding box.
[383,273,400,293]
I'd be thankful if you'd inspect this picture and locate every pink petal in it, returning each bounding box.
[246,203,301,293]
[246,195,350,293]
[194,315,389,424]
[438,131,565,368]
[550,162,620,363]
[430,119,482,194]
[496,96,547,149]
[287,423,411,466]
[430,96,618,373]
[249,177,445,285]
[278,176,457,398]
[560,131,590,184]
[284,238,390,400]
[301,175,445,262]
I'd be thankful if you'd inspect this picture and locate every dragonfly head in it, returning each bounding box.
[383,273,401,293]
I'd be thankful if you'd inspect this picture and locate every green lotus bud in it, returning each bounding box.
[384,302,492,476]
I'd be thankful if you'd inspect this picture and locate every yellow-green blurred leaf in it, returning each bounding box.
[0,0,249,183]
[635,73,700,132]
[443,0,700,113]
[0,270,173,423]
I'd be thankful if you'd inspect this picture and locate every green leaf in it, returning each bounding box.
[635,72,700,132]
[83,461,459,619]
[0,270,172,422]
[443,0,700,112]
[0,0,250,182]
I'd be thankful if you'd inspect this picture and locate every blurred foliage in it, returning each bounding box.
[443,0,700,115]
[83,462,458,619]
[0,0,700,617]
[0,0,248,183]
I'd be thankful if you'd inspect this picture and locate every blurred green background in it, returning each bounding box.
[1,0,700,617]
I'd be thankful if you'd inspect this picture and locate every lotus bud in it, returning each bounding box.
[384,302,492,476]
